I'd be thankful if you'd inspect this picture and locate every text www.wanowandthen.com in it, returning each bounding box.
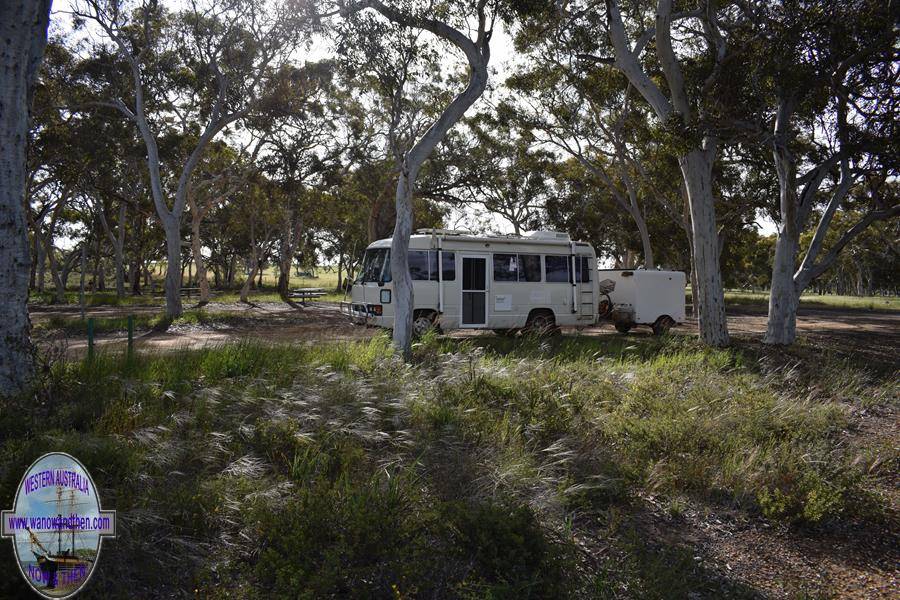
[7,513,110,532]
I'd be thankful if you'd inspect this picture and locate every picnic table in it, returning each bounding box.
[289,287,327,306]
[149,284,202,298]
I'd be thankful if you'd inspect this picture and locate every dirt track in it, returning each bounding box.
[33,301,900,366]
[695,305,900,367]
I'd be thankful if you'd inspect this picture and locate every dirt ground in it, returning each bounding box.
[29,301,900,598]
[32,301,900,368]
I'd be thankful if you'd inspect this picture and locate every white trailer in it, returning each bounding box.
[598,269,688,335]
[340,229,685,336]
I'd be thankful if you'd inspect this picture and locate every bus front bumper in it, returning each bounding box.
[339,302,387,326]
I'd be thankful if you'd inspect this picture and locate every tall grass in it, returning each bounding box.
[0,333,894,598]
[691,289,900,312]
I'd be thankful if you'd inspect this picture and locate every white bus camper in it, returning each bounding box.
[341,230,686,336]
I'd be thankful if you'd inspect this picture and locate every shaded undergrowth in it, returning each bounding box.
[32,308,290,336]
[0,331,895,598]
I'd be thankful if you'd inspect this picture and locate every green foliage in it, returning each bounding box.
[415,334,887,524]
[247,476,570,599]
[1,333,893,597]
[709,289,900,312]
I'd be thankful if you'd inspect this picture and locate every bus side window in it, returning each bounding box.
[429,251,438,281]
[575,256,591,283]
[409,251,429,280]
[519,254,541,282]
[442,252,455,281]
[545,255,569,282]
[493,253,518,282]
[429,250,456,281]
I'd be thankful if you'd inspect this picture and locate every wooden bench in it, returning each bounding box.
[289,287,327,305]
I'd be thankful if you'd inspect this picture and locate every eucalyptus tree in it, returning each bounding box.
[249,60,349,305]
[71,0,310,317]
[441,114,551,236]
[726,0,898,345]
[516,0,747,345]
[546,157,641,265]
[26,41,80,303]
[231,175,283,303]
[334,0,497,358]
[186,140,249,304]
[26,179,71,301]
[504,61,660,267]
[805,204,899,296]
[0,0,52,395]
[316,181,371,290]
[77,114,147,298]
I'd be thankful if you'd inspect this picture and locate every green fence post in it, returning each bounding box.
[127,314,134,358]
[87,317,95,360]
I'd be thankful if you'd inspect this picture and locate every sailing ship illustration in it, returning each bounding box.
[24,479,95,592]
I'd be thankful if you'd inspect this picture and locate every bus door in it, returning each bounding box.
[461,255,488,327]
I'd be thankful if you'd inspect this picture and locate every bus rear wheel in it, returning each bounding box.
[526,310,559,336]
[412,311,440,337]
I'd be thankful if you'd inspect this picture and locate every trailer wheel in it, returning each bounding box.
[614,321,632,334]
[652,315,675,336]
[525,310,559,336]
[598,295,613,318]
[412,311,440,338]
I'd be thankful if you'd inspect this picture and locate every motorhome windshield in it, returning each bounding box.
[358,248,391,283]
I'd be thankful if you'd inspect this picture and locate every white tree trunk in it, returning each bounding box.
[764,112,802,345]
[38,232,65,303]
[0,0,51,395]
[765,231,799,344]
[679,147,729,347]
[98,201,128,299]
[390,172,415,357]
[191,220,209,304]
[277,211,303,307]
[353,0,491,360]
[162,219,183,317]
[240,259,258,303]
[606,0,729,345]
